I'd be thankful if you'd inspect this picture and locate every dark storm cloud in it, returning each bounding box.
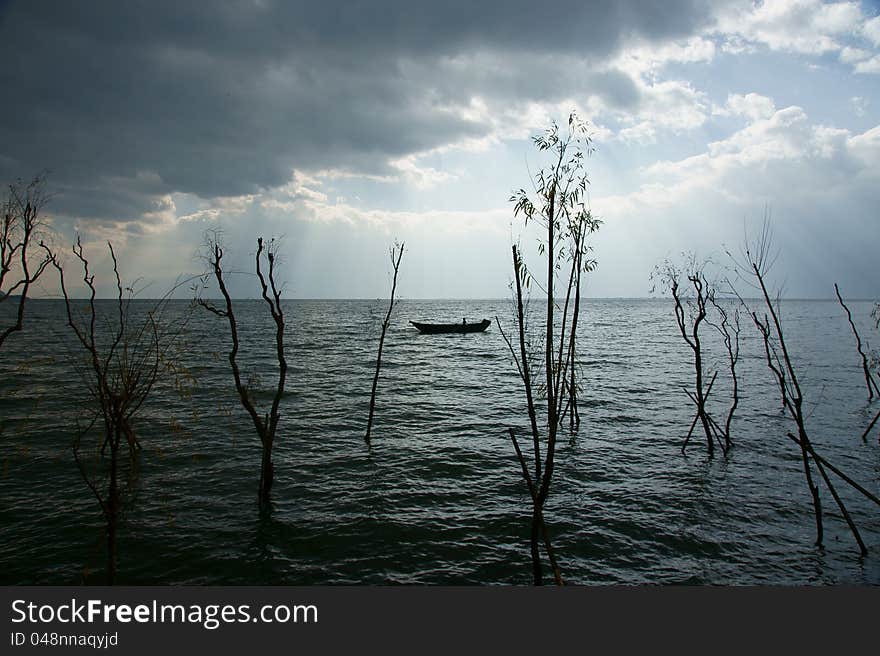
[0,0,722,221]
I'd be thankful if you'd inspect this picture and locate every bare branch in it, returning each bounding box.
[0,174,52,350]
[365,240,403,444]
[196,232,288,505]
[834,283,879,401]
[733,221,871,553]
[43,237,183,582]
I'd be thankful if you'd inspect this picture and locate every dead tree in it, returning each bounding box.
[497,112,600,585]
[45,238,177,583]
[0,175,51,350]
[834,283,879,401]
[196,235,287,507]
[732,220,878,554]
[653,257,726,456]
[365,240,404,444]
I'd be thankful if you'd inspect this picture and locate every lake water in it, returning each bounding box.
[1,298,878,584]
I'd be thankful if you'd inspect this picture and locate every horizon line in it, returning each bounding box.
[25,295,878,302]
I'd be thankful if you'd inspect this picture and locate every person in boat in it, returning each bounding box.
[462,317,467,326]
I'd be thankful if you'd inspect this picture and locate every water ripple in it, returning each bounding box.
[0,298,878,584]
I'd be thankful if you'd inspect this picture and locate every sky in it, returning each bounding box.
[1,0,878,298]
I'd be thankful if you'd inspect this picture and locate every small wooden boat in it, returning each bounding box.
[410,319,491,334]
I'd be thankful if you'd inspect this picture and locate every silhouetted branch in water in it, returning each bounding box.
[862,408,880,443]
[508,428,562,585]
[834,283,879,401]
[500,112,600,584]
[784,433,880,508]
[560,221,586,431]
[707,296,741,451]
[496,250,541,481]
[44,237,188,583]
[196,233,287,508]
[681,371,718,454]
[788,430,867,555]
[365,241,404,445]
[730,216,870,555]
[653,255,726,456]
[751,307,826,548]
[866,303,880,440]
[0,174,51,350]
